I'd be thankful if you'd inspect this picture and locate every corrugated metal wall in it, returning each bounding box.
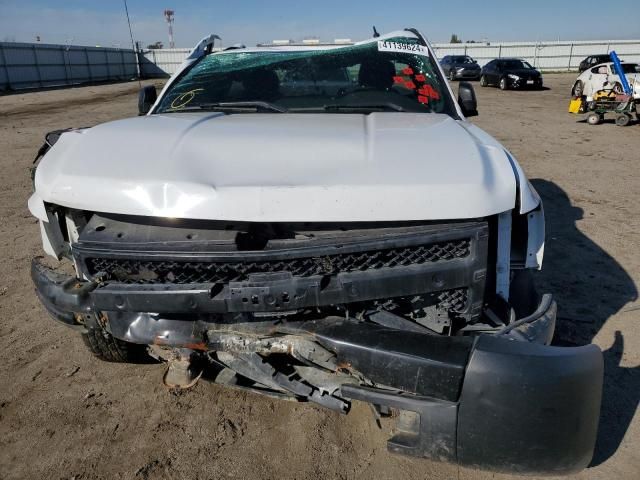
[0,42,138,91]
[431,40,640,71]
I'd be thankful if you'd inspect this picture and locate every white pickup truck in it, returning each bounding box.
[29,29,602,474]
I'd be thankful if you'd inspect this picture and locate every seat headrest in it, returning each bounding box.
[358,58,396,89]
[243,68,280,99]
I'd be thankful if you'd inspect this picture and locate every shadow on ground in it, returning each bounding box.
[530,179,638,467]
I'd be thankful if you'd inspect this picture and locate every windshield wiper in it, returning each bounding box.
[162,101,404,115]
[321,103,405,112]
[198,101,287,113]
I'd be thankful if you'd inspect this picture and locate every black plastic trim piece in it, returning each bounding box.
[82,257,473,314]
[341,333,603,474]
[74,216,484,261]
[456,335,603,474]
[312,321,473,401]
[31,257,95,329]
[341,384,458,461]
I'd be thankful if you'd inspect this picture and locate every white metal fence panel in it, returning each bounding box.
[431,40,640,71]
[138,48,228,77]
[0,42,138,91]
[140,48,191,77]
[137,40,640,77]
[2,39,639,91]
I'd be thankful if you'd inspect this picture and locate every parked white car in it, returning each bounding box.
[572,62,640,98]
[29,28,603,475]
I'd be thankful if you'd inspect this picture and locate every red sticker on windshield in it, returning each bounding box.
[418,95,429,104]
[402,67,414,75]
[419,85,440,100]
[393,75,404,84]
[414,74,426,82]
[404,80,416,90]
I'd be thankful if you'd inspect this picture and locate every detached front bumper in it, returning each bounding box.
[32,258,603,474]
[343,335,602,475]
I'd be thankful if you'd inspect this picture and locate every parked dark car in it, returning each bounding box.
[440,55,481,80]
[578,54,612,73]
[480,58,543,90]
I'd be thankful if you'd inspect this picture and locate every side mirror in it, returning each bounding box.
[458,82,478,117]
[138,85,157,115]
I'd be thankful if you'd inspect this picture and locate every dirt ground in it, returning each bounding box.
[0,74,638,480]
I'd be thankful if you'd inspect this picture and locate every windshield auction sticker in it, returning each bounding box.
[378,40,429,57]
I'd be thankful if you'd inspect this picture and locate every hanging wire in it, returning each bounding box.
[123,0,142,87]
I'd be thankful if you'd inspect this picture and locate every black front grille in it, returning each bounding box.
[85,238,471,285]
[372,288,468,315]
[437,288,468,312]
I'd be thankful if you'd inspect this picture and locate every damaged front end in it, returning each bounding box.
[30,207,603,475]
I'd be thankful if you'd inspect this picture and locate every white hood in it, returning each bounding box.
[32,112,524,222]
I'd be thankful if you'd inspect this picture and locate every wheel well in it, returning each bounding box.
[572,80,583,94]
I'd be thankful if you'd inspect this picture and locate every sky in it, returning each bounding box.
[1,0,639,48]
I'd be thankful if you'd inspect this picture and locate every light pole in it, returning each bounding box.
[164,9,175,48]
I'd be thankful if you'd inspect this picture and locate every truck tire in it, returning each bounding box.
[82,326,148,363]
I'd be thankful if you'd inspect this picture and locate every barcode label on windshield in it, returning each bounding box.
[378,40,429,56]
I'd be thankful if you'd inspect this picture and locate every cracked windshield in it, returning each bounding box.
[155,35,452,114]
